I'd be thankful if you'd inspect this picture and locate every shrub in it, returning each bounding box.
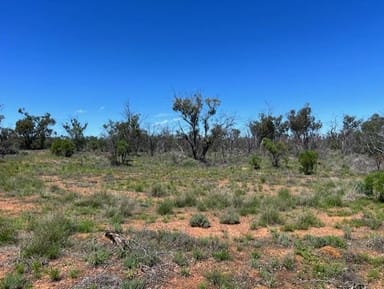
[249,154,261,170]
[219,209,240,225]
[157,199,174,215]
[298,150,318,175]
[21,213,74,259]
[361,171,384,201]
[190,214,211,228]
[51,139,75,157]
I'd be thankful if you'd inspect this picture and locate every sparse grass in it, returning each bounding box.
[0,215,18,244]
[258,206,284,227]
[0,272,31,289]
[293,211,324,230]
[219,209,240,225]
[0,151,383,288]
[21,213,74,259]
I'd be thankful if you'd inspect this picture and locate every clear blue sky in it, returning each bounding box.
[1,0,383,136]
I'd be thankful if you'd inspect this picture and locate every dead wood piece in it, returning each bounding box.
[104,231,129,250]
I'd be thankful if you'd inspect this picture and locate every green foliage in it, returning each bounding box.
[15,108,55,149]
[0,215,18,244]
[361,171,384,201]
[173,251,189,267]
[262,138,287,167]
[51,139,75,157]
[212,248,231,261]
[173,93,221,162]
[298,150,319,175]
[85,240,111,267]
[302,234,347,249]
[205,270,234,288]
[0,272,30,289]
[157,199,174,215]
[21,213,74,259]
[48,268,61,282]
[249,154,261,170]
[293,211,324,230]
[62,118,88,151]
[189,214,211,228]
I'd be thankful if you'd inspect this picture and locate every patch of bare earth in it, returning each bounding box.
[0,192,37,216]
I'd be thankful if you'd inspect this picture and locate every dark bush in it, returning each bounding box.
[51,139,75,157]
[298,150,319,175]
[249,154,261,170]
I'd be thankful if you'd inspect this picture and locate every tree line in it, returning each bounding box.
[0,94,383,170]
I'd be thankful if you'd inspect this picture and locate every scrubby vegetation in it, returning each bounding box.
[0,100,383,288]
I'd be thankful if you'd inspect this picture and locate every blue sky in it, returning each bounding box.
[1,0,383,136]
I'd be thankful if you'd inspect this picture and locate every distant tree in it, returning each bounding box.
[173,92,224,162]
[361,113,384,170]
[287,104,322,150]
[103,104,143,165]
[340,115,363,154]
[0,106,18,156]
[262,138,287,167]
[15,108,56,149]
[63,118,88,151]
[249,113,288,147]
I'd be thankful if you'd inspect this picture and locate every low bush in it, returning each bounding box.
[51,139,75,157]
[298,150,319,175]
[190,214,211,228]
[249,154,261,170]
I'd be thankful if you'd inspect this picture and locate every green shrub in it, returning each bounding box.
[298,150,318,175]
[48,268,61,282]
[157,199,174,215]
[51,139,75,157]
[249,154,261,170]
[362,171,384,201]
[190,214,211,228]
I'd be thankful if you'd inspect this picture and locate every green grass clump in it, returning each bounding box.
[0,272,31,289]
[205,270,235,289]
[157,199,174,215]
[258,207,283,226]
[302,235,347,249]
[0,215,18,245]
[21,213,74,259]
[189,214,211,228]
[294,211,324,230]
